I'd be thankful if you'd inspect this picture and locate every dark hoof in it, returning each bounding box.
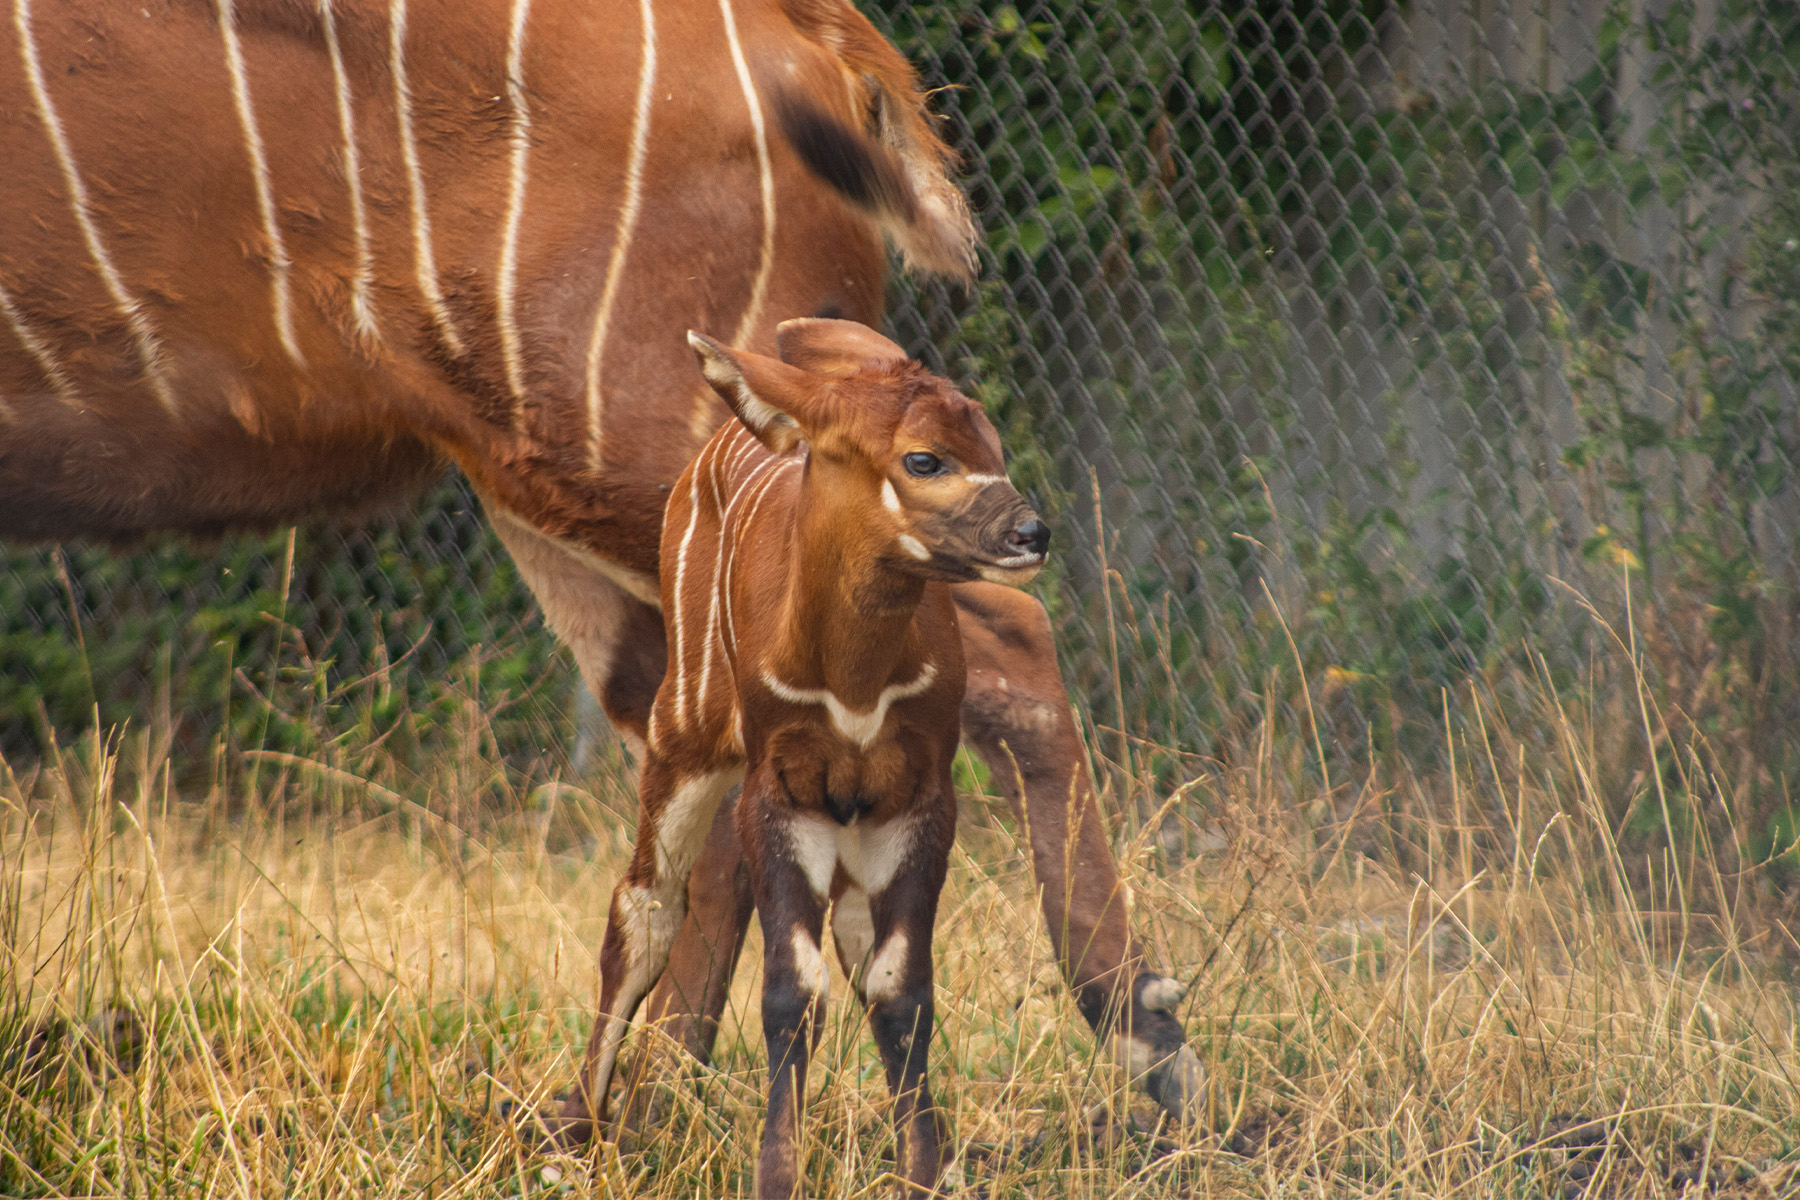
[1115,972,1206,1123]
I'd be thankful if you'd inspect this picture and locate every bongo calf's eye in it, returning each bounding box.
[904,452,944,478]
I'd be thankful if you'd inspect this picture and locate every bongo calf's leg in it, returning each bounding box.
[557,758,741,1142]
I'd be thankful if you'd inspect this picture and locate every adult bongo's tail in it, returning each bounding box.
[771,88,976,282]
[765,0,976,281]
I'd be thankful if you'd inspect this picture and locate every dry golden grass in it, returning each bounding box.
[6,633,1800,1198]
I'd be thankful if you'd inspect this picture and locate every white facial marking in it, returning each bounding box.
[390,0,465,356]
[864,931,909,1005]
[963,473,1006,486]
[16,0,176,410]
[763,663,937,748]
[319,0,378,344]
[898,534,931,562]
[584,0,656,470]
[881,480,901,513]
[496,0,535,412]
[790,927,829,1001]
[831,889,876,971]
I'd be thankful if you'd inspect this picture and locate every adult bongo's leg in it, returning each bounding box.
[952,581,1205,1120]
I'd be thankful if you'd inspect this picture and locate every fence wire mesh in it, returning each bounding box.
[4,0,1797,785]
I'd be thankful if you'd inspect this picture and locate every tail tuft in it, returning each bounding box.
[773,91,916,222]
[771,86,976,281]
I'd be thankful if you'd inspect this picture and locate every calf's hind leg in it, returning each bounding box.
[556,757,741,1143]
[640,788,757,1060]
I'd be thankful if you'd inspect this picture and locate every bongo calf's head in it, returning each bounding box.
[687,319,1048,585]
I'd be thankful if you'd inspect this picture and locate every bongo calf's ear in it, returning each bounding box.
[687,331,820,454]
[775,317,908,377]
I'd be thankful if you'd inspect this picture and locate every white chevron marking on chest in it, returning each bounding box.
[763,663,937,749]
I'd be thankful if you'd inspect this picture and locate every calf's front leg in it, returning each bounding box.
[742,801,831,1200]
[833,842,951,1192]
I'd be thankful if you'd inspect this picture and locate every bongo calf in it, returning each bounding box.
[567,318,1050,1197]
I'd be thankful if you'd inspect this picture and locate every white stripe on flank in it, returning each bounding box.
[0,277,76,404]
[695,433,734,719]
[762,663,938,749]
[719,0,774,347]
[721,457,794,649]
[389,0,466,357]
[496,0,534,419]
[320,0,378,344]
[584,0,656,471]
[667,442,711,730]
[14,0,176,412]
[219,0,305,366]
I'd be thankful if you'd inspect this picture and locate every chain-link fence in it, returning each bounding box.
[879,0,1800,775]
[5,0,1798,794]
[0,481,564,768]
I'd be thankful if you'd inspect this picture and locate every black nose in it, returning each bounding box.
[1008,519,1050,556]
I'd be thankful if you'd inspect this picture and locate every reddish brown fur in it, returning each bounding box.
[0,0,1202,1133]
[572,321,1043,1196]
